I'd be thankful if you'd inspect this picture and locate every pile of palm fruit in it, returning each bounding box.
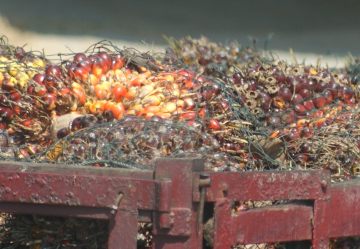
[0,36,359,249]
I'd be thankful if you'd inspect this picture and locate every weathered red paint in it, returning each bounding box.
[213,199,313,248]
[1,159,360,249]
[152,158,204,249]
[0,161,155,209]
[199,170,329,202]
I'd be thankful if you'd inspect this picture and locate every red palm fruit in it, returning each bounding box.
[33,73,45,85]
[223,143,236,151]
[184,80,195,89]
[77,58,92,73]
[278,87,292,102]
[129,77,142,87]
[291,94,304,104]
[111,54,125,70]
[2,79,15,91]
[301,143,311,153]
[57,127,71,139]
[287,128,300,141]
[281,110,295,124]
[0,95,6,105]
[22,119,33,127]
[294,104,307,115]
[313,95,327,109]
[10,91,21,102]
[293,79,307,93]
[180,112,196,121]
[112,84,127,102]
[270,130,281,138]
[345,97,356,105]
[0,107,14,121]
[186,120,202,128]
[296,154,309,163]
[27,85,35,95]
[208,119,221,130]
[35,85,47,96]
[232,72,242,84]
[272,96,286,109]
[70,116,84,131]
[247,81,257,91]
[97,52,112,72]
[259,92,271,110]
[311,110,324,119]
[94,84,110,100]
[72,88,86,105]
[73,53,87,63]
[315,80,327,93]
[111,102,125,119]
[198,107,208,119]
[124,87,137,100]
[301,126,313,138]
[45,65,62,78]
[274,71,287,83]
[201,88,216,101]
[0,122,7,130]
[298,89,311,99]
[43,75,57,89]
[13,106,21,115]
[212,83,221,95]
[296,119,310,129]
[67,63,77,78]
[14,47,26,60]
[323,90,334,104]
[340,86,355,102]
[59,87,71,95]
[91,57,104,77]
[178,69,194,79]
[327,82,339,98]
[42,93,57,110]
[73,67,89,82]
[303,100,315,111]
[307,79,316,90]
[314,118,326,128]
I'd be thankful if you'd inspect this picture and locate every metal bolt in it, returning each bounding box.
[197,173,210,235]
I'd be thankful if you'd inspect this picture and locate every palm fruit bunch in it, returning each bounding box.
[228,58,360,177]
[234,61,356,127]
[39,43,258,171]
[286,105,360,181]
[164,36,262,78]
[165,36,360,178]
[0,41,52,158]
[37,116,230,170]
[0,39,256,171]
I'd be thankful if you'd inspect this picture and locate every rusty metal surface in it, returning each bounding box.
[0,161,154,178]
[0,162,156,210]
[203,170,330,202]
[213,199,313,248]
[3,159,360,248]
[327,180,360,238]
[152,158,204,249]
[108,190,138,249]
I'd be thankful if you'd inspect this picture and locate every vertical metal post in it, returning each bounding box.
[108,191,138,249]
[152,157,204,249]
